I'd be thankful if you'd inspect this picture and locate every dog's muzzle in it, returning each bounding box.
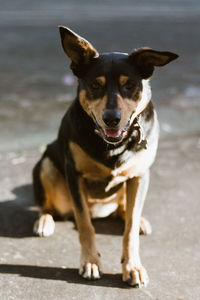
[94,113,131,144]
[93,111,148,148]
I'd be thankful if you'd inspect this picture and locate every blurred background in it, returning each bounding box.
[0,0,200,151]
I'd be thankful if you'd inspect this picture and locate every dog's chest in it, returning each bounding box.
[69,141,156,191]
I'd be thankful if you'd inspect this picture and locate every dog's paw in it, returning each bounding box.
[33,214,55,237]
[122,261,149,288]
[140,216,152,235]
[79,252,102,280]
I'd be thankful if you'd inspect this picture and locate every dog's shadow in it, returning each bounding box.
[0,185,37,238]
[0,184,124,238]
[0,264,130,289]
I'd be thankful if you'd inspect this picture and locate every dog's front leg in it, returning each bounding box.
[66,163,102,280]
[122,171,149,287]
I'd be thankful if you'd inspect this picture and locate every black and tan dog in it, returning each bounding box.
[33,26,178,287]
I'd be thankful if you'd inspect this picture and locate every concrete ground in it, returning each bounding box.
[0,135,199,300]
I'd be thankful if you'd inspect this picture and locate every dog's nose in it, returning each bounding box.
[102,109,121,127]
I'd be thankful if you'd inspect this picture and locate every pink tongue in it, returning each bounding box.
[104,128,122,138]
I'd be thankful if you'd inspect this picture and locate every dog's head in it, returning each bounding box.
[59,26,178,144]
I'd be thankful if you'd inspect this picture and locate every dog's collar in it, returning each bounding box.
[131,115,148,150]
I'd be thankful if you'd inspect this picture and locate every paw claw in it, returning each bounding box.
[79,257,102,280]
[128,281,140,288]
[122,263,149,288]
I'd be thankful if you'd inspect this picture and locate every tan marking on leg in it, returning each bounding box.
[117,182,127,220]
[117,183,152,235]
[74,177,102,280]
[122,171,150,287]
[40,158,73,217]
[119,210,152,236]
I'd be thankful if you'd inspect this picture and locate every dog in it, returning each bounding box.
[32,26,178,287]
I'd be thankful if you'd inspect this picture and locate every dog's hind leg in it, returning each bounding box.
[33,157,73,237]
[139,216,152,235]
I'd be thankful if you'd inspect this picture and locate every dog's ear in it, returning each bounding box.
[129,48,179,79]
[59,26,99,76]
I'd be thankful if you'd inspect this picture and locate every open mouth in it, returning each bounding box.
[94,120,131,144]
[103,128,123,138]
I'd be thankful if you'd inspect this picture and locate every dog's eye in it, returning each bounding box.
[91,81,101,90]
[123,81,135,90]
